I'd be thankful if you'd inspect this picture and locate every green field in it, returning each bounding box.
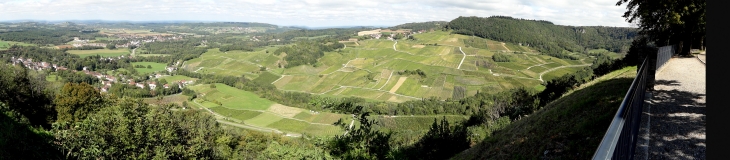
[160,75,197,83]
[137,54,169,57]
[131,62,167,74]
[0,40,36,50]
[67,49,131,58]
[190,83,274,110]
[187,83,350,136]
[45,74,63,82]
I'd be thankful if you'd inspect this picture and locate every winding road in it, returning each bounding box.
[457,47,466,69]
[537,64,592,82]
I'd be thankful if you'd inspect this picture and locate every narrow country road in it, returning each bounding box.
[537,64,592,82]
[457,47,466,69]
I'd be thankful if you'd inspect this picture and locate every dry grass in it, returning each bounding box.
[267,104,304,118]
[389,77,408,93]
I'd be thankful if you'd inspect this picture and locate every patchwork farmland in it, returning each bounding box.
[172,30,603,138]
[182,31,597,103]
[188,83,352,136]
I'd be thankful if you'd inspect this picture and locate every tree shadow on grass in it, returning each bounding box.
[646,80,706,160]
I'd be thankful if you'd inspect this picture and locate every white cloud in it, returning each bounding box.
[0,0,632,27]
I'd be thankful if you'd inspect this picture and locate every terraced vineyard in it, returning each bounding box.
[182,31,598,103]
[188,83,351,136]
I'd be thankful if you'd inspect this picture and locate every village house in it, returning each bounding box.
[148,82,157,90]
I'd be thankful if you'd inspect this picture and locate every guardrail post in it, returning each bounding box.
[646,49,657,91]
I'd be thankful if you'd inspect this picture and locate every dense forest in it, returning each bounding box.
[389,21,449,31]
[446,16,637,58]
[256,28,366,41]
[0,27,105,45]
[273,38,345,68]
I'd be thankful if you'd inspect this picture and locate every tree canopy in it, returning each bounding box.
[617,0,705,54]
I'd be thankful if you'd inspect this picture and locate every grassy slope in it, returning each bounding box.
[67,49,131,58]
[452,66,637,160]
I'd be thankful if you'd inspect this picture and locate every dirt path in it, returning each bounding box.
[271,75,287,84]
[525,62,553,70]
[389,77,408,93]
[537,64,592,82]
[393,40,398,51]
[378,71,395,90]
[502,42,511,52]
[457,47,466,69]
[636,57,706,160]
[193,67,204,73]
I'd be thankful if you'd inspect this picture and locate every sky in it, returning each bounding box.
[0,0,636,28]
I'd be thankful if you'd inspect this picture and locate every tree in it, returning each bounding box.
[106,44,116,50]
[54,82,104,123]
[53,98,225,159]
[0,63,55,127]
[327,108,392,160]
[147,65,152,69]
[616,0,705,55]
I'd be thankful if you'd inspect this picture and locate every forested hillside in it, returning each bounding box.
[0,28,105,45]
[389,21,449,31]
[446,16,637,57]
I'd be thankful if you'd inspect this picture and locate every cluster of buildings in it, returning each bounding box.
[248,36,280,42]
[9,56,193,93]
[205,27,263,33]
[356,29,414,40]
[11,56,68,71]
[70,37,107,48]
[84,66,194,93]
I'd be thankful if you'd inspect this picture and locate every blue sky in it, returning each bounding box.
[0,0,635,27]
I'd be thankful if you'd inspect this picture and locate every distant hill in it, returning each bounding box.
[446,16,637,56]
[389,21,449,31]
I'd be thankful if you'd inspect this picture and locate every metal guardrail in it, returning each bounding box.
[656,45,675,73]
[593,57,649,160]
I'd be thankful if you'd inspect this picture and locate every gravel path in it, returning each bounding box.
[636,56,706,160]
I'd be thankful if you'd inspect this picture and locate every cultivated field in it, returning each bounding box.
[131,62,167,74]
[67,48,131,58]
[188,83,352,136]
[180,30,597,102]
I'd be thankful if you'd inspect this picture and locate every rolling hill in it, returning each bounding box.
[446,16,637,56]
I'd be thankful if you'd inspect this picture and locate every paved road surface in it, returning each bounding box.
[635,56,706,160]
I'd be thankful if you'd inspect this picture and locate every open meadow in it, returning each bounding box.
[131,62,167,74]
[67,48,131,58]
[0,40,36,50]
